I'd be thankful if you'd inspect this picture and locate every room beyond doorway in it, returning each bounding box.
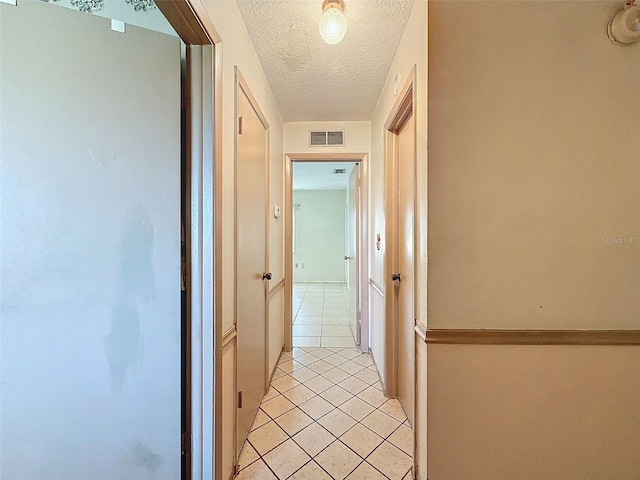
[284,153,370,354]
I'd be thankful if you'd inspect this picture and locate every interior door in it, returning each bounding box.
[1,2,181,478]
[235,80,268,456]
[396,112,415,426]
[347,163,361,345]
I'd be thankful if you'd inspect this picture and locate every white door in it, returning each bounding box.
[1,2,181,478]
[235,79,269,456]
[347,163,361,345]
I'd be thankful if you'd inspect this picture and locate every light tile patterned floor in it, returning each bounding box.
[236,347,413,480]
[293,283,356,348]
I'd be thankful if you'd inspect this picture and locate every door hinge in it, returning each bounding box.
[356,178,361,187]
[238,116,244,135]
[181,431,192,454]
[238,390,243,409]
[356,311,362,321]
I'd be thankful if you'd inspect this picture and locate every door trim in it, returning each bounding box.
[154,2,221,479]
[284,153,370,353]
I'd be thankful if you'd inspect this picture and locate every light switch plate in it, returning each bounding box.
[273,205,281,219]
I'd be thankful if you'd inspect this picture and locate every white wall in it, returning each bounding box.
[293,190,347,283]
[0,2,181,478]
[284,121,370,154]
[427,1,640,478]
[193,1,285,477]
[368,1,427,477]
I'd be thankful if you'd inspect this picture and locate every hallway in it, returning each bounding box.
[236,347,412,479]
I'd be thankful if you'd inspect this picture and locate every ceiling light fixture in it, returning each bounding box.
[319,0,347,45]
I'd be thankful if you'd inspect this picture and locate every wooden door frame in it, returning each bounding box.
[348,163,362,346]
[284,153,370,353]
[233,67,271,464]
[154,2,222,479]
[383,67,416,399]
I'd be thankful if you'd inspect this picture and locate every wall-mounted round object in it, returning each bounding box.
[608,5,640,45]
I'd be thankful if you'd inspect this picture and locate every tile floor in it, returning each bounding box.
[236,347,413,480]
[293,283,356,348]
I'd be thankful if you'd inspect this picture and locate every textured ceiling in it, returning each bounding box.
[293,162,356,190]
[236,0,414,121]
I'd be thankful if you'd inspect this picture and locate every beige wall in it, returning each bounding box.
[428,345,640,479]
[369,5,427,477]
[195,1,285,477]
[427,1,640,478]
[370,0,428,358]
[201,0,284,336]
[428,0,640,330]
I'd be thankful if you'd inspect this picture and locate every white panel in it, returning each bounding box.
[0,2,181,478]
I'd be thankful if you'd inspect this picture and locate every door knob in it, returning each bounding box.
[391,273,401,282]
[262,272,272,280]
[344,256,352,260]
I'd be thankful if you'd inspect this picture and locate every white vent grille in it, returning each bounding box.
[309,130,344,147]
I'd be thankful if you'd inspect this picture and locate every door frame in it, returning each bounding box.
[154,2,222,479]
[284,153,370,353]
[383,68,416,399]
[347,163,362,346]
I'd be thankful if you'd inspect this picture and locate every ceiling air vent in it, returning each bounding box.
[309,130,345,147]
[333,169,346,174]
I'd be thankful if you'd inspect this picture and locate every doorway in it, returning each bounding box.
[291,162,358,348]
[154,4,220,479]
[285,154,370,354]
[384,70,417,427]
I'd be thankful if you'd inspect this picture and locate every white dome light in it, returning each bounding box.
[319,0,347,45]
